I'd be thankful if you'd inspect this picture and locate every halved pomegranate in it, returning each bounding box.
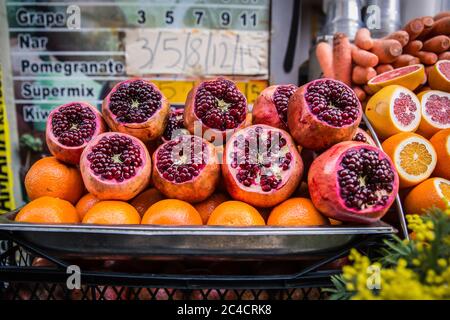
[288,79,362,151]
[184,77,248,143]
[102,79,170,142]
[352,128,376,146]
[161,108,189,143]
[46,102,107,165]
[222,124,303,208]
[152,135,220,203]
[80,132,151,200]
[252,84,297,130]
[308,141,399,224]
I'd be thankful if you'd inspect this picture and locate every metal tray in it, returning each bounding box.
[0,210,395,259]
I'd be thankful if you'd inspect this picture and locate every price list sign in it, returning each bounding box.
[3,0,270,198]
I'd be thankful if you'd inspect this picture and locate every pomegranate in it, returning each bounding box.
[46,102,107,165]
[252,84,297,130]
[184,77,248,143]
[152,135,220,203]
[308,141,399,224]
[102,79,170,142]
[222,124,303,208]
[352,128,376,146]
[80,132,151,200]
[161,108,189,143]
[287,79,362,150]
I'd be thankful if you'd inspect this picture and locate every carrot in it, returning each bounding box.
[417,16,434,40]
[403,40,423,54]
[351,46,379,67]
[408,57,421,65]
[434,11,450,21]
[316,42,335,78]
[333,33,352,85]
[425,65,434,78]
[392,54,416,68]
[352,86,366,102]
[370,39,402,63]
[423,35,450,53]
[403,18,425,40]
[376,64,394,74]
[428,17,450,37]
[438,51,450,60]
[383,30,410,47]
[354,28,373,50]
[352,66,377,84]
[363,84,376,96]
[415,51,438,65]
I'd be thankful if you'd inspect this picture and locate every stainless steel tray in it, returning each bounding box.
[0,210,395,259]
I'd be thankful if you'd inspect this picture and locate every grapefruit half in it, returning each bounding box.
[428,60,450,92]
[368,64,426,93]
[416,90,450,138]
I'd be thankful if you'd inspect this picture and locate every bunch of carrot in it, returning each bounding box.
[316,11,450,102]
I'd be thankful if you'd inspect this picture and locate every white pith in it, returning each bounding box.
[389,87,421,131]
[421,90,450,128]
[394,136,437,182]
[434,177,450,200]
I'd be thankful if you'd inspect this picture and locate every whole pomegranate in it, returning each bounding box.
[222,124,303,208]
[252,84,297,130]
[288,79,362,150]
[46,102,107,165]
[161,108,189,143]
[308,141,399,224]
[102,79,170,142]
[184,77,248,143]
[152,135,220,203]
[80,132,151,200]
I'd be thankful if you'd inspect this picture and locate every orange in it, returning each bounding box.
[404,177,450,215]
[267,198,329,226]
[430,129,450,180]
[82,201,140,225]
[25,156,84,204]
[75,193,101,220]
[194,193,230,224]
[141,199,202,225]
[15,196,79,224]
[207,201,265,226]
[382,132,437,188]
[130,188,165,217]
[365,85,421,139]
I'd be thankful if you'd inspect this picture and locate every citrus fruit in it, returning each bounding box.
[193,193,230,224]
[15,196,79,224]
[367,64,426,93]
[129,188,165,217]
[366,85,421,139]
[25,156,84,204]
[267,198,329,226]
[382,132,437,188]
[428,60,450,92]
[75,193,101,220]
[82,201,141,224]
[416,90,450,138]
[430,128,450,180]
[141,199,202,225]
[404,177,450,214]
[207,201,265,226]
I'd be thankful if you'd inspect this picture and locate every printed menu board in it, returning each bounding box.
[3,0,270,201]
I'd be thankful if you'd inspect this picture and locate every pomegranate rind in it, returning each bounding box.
[428,60,450,92]
[416,90,450,138]
[308,141,399,224]
[287,79,362,151]
[152,135,220,203]
[353,128,376,146]
[252,85,295,131]
[46,102,107,165]
[80,132,152,201]
[365,85,421,140]
[102,79,170,143]
[367,64,425,93]
[183,78,248,143]
[222,124,303,208]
